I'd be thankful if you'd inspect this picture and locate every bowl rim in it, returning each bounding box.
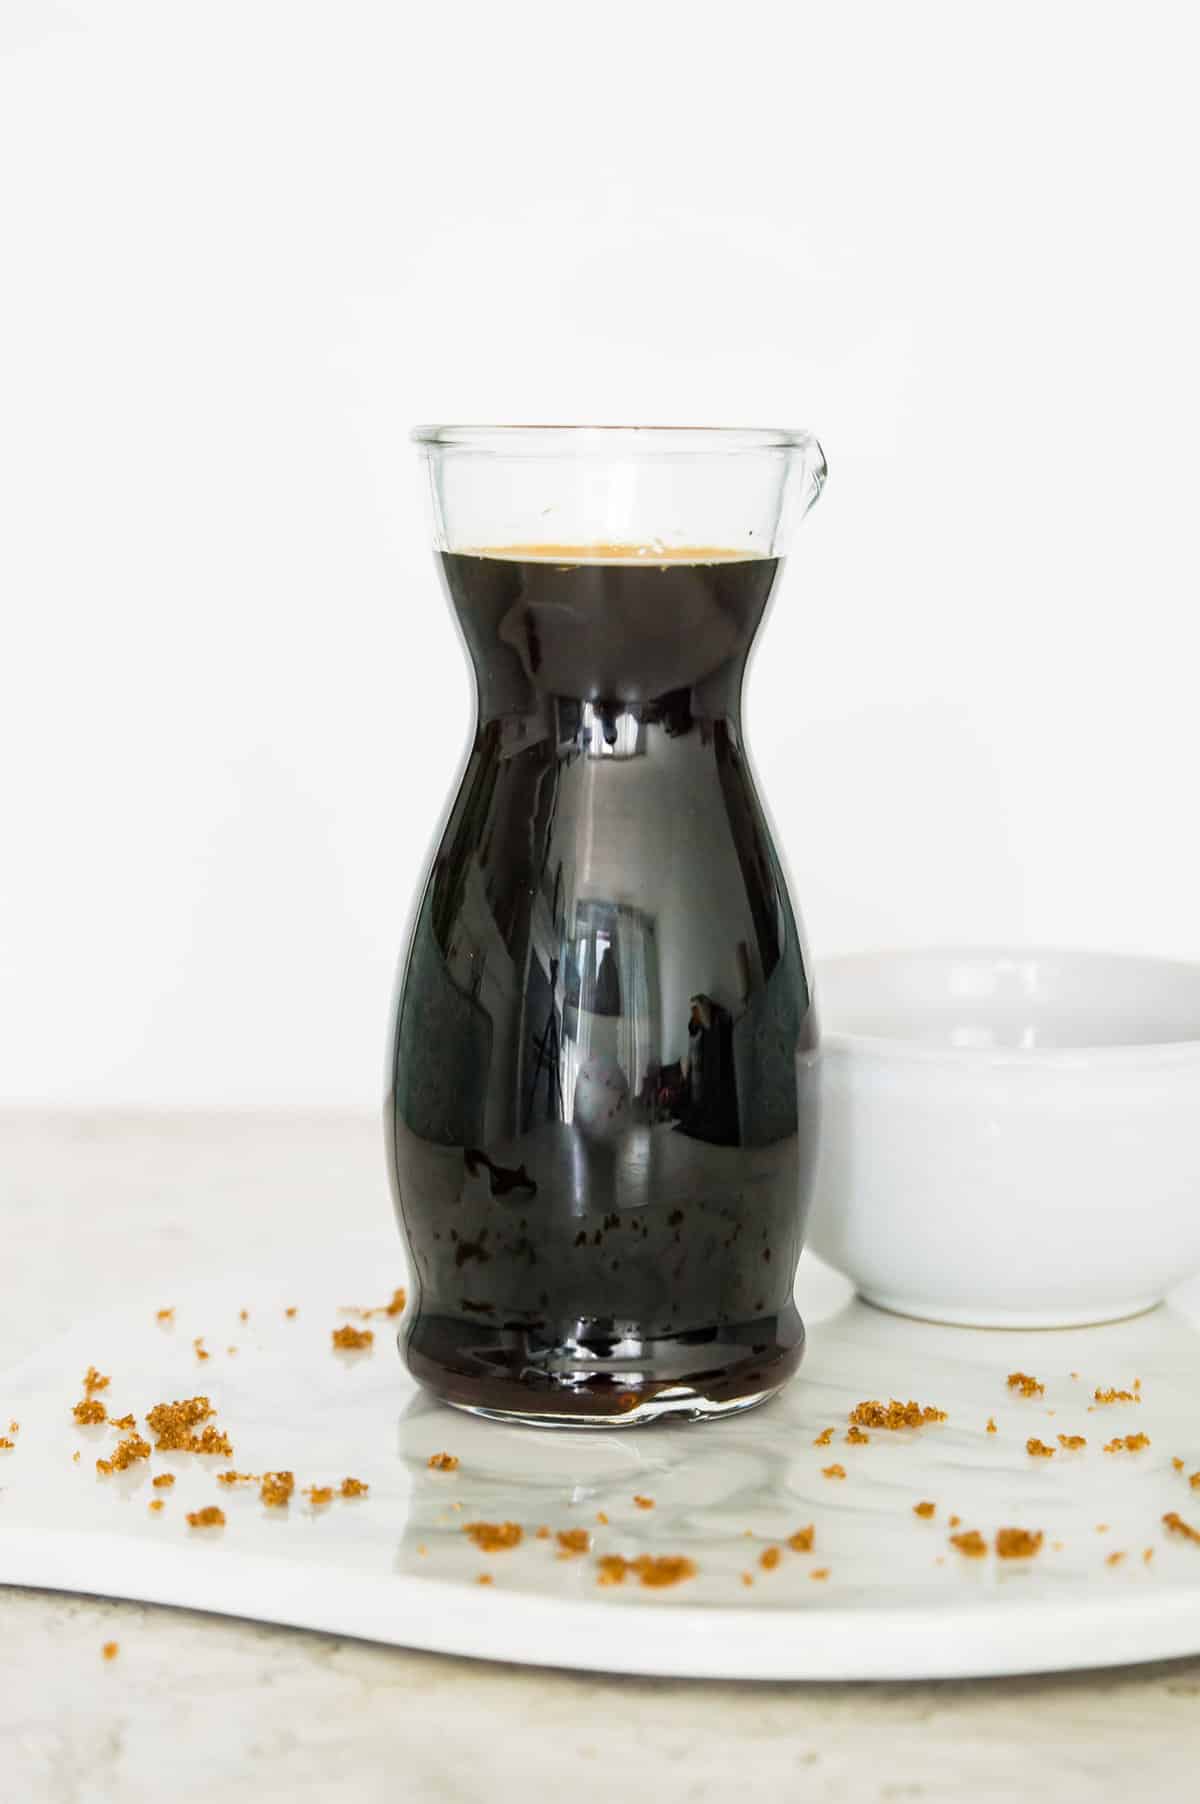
[814,945,1200,1068]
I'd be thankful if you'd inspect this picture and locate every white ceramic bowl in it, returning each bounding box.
[806,948,1200,1328]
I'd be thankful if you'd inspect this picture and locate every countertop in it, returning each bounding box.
[3,1109,1199,1803]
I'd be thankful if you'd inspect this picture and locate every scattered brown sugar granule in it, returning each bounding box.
[7,1421,17,1433]
[810,1568,830,1581]
[72,1450,80,1463]
[305,1486,334,1506]
[849,1399,947,1430]
[239,1309,249,1323]
[1106,1550,1126,1566]
[260,1471,295,1508]
[1145,1547,1156,1564]
[464,1521,523,1552]
[96,1433,151,1474]
[476,1573,493,1586]
[1190,1473,1200,1490]
[1096,1524,1109,1533]
[0,1437,14,1451]
[844,1425,870,1445]
[633,1494,655,1510]
[156,1308,174,1324]
[340,1477,368,1498]
[109,1413,135,1431]
[193,1338,210,1362]
[950,1530,987,1558]
[595,1510,609,1525]
[996,1528,1043,1559]
[986,1418,997,1433]
[822,1464,846,1480]
[535,1525,551,1540]
[788,1525,815,1553]
[595,1553,697,1589]
[285,1307,297,1319]
[192,1426,233,1456]
[1026,1438,1055,1459]
[1007,1372,1044,1398]
[760,1546,782,1571]
[384,1287,406,1315]
[73,1399,107,1425]
[226,1347,238,1356]
[948,1514,961,1528]
[813,1427,835,1447]
[152,1473,175,1489]
[913,1501,936,1519]
[741,1572,754,1587]
[145,1396,216,1450]
[102,1642,118,1661]
[427,1452,459,1472]
[1094,1387,1139,1405]
[331,1325,374,1351]
[83,1367,110,1396]
[1172,1457,1185,1471]
[556,1528,591,1558]
[148,1499,165,1513]
[1163,1511,1200,1545]
[1057,1434,1087,1450]
[186,1506,226,1528]
[1104,1434,1151,1454]
[216,1470,257,1486]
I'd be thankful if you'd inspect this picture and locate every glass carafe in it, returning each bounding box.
[387,426,827,1425]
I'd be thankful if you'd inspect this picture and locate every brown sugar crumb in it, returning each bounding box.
[427,1452,459,1472]
[148,1498,165,1513]
[556,1528,591,1558]
[788,1525,815,1553]
[0,1437,14,1451]
[96,1433,151,1474]
[72,1450,80,1463]
[535,1526,551,1540]
[1007,1372,1044,1398]
[1172,1457,1185,1471]
[285,1307,298,1318]
[216,1470,257,1486]
[7,1421,17,1434]
[849,1399,947,1430]
[1026,1438,1055,1459]
[331,1325,374,1351]
[844,1425,870,1445]
[596,1554,697,1589]
[822,1463,846,1480]
[1103,1434,1151,1454]
[340,1477,368,1498]
[226,1347,238,1356]
[950,1530,987,1558]
[109,1413,135,1431]
[152,1473,175,1489]
[83,1367,110,1396]
[1106,1550,1126,1566]
[193,1426,232,1456]
[1164,1511,1200,1545]
[72,1398,107,1425]
[810,1567,830,1581]
[476,1573,493,1586]
[813,1427,835,1447]
[193,1338,210,1362]
[305,1486,334,1506]
[239,1309,249,1323]
[986,1418,997,1433]
[464,1520,523,1552]
[996,1528,1043,1559]
[1190,1473,1200,1490]
[102,1641,118,1661]
[1144,1547,1156,1564]
[633,1494,655,1510]
[156,1309,174,1324]
[260,1471,295,1508]
[913,1501,936,1519]
[948,1515,961,1528]
[741,1572,754,1587]
[760,1546,782,1571]
[1057,1434,1087,1450]
[1096,1524,1109,1533]
[145,1396,216,1451]
[384,1287,406,1316]
[1094,1387,1139,1405]
[186,1505,226,1528]
[595,1510,609,1525]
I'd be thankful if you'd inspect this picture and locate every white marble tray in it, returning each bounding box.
[4,1252,1200,1681]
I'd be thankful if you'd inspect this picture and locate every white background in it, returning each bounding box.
[2,0,1198,1106]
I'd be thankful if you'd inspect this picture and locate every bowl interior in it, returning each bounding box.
[818,949,1200,1052]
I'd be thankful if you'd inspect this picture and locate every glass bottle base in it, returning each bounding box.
[401,1307,804,1428]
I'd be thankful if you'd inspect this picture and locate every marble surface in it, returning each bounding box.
[5,1112,1200,1797]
